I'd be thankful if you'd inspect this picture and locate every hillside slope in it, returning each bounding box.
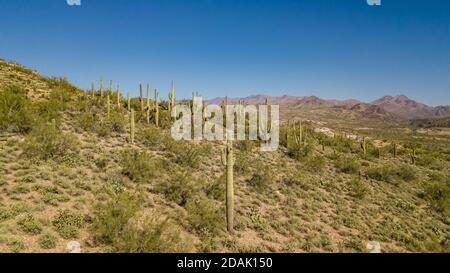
[0,60,449,253]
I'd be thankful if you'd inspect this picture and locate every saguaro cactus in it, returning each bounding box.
[140,84,144,112]
[362,137,367,155]
[109,80,113,97]
[127,91,131,111]
[100,76,104,98]
[221,140,235,234]
[393,143,397,158]
[170,80,175,111]
[411,148,416,165]
[106,94,111,119]
[117,84,121,108]
[130,109,135,144]
[91,82,95,99]
[146,84,150,110]
[154,89,159,127]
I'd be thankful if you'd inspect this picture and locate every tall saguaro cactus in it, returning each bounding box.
[100,76,104,98]
[109,80,113,97]
[170,80,175,111]
[106,94,111,119]
[127,91,131,111]
[393,143,397,158]
[362,137,367,155]
[91,82,95,99]
[154,89,159,127]
[221,140,235,234]
[117,84,121,108]
[130,109,135,144]
[146,84,150,110]
[140,84,144,112]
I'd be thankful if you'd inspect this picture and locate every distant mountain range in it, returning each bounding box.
[206,94,450,121]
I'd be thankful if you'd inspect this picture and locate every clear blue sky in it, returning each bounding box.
[0,0,449,105]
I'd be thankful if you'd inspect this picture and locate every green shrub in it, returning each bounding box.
[52,209,84,239]
[305,155,326,172]
[91,191,143,245]
[120,149,161,184]
[248,165,274,192]
[396,164,417,182]
[423,182,450,215]
[367,165,416,184]
[206,175,225,201]
[288,143,314,161]
[17,214,42,235]
[164,139,203,168]
[38,233,57,249]
[416,155,443,170]
[91,191,192,252]
[348,178,368,199]
[139,126,164,148]
[186,196,223,236]
[117,211,192,253]
[334,155,360,174]
[0,85,32,133]
[22,122,80,163]
[155,167,200,206]
[366,165,396,183]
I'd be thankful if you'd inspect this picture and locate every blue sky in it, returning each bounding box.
[0,0,449,105]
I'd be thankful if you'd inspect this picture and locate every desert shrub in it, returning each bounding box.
[206,175,225,201]
[348,178,368,199]
[106,109,127,133]
[91,191,192,252]
[423,182,450,215]
[116,212,192,253]
[0,85,33,133]
[139,126,164,148]
[248,164,274,192]
[235,140,255,152]
[91,191,143,245]
[305,155,326,172]
[334,155,360,174]
[366,165,396,183]
[0,203,29,222]
[288,143,314,161]
[52,209,84,239]
[120,149,161,184]
[396,164,417,182]
[416,155,443,170]
[17,214,42,235]
[185,196,223,236]
[234,153,251,175]
[154,167,200,206]
[367,165,417,184]
[38,234,57,249]
[164,138,203,168]
[21,122,80,163]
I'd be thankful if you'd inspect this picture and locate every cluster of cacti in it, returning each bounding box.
[221,140,235,234]
[286,120,303,148]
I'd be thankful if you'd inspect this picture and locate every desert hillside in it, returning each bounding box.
[0,60,449,253]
